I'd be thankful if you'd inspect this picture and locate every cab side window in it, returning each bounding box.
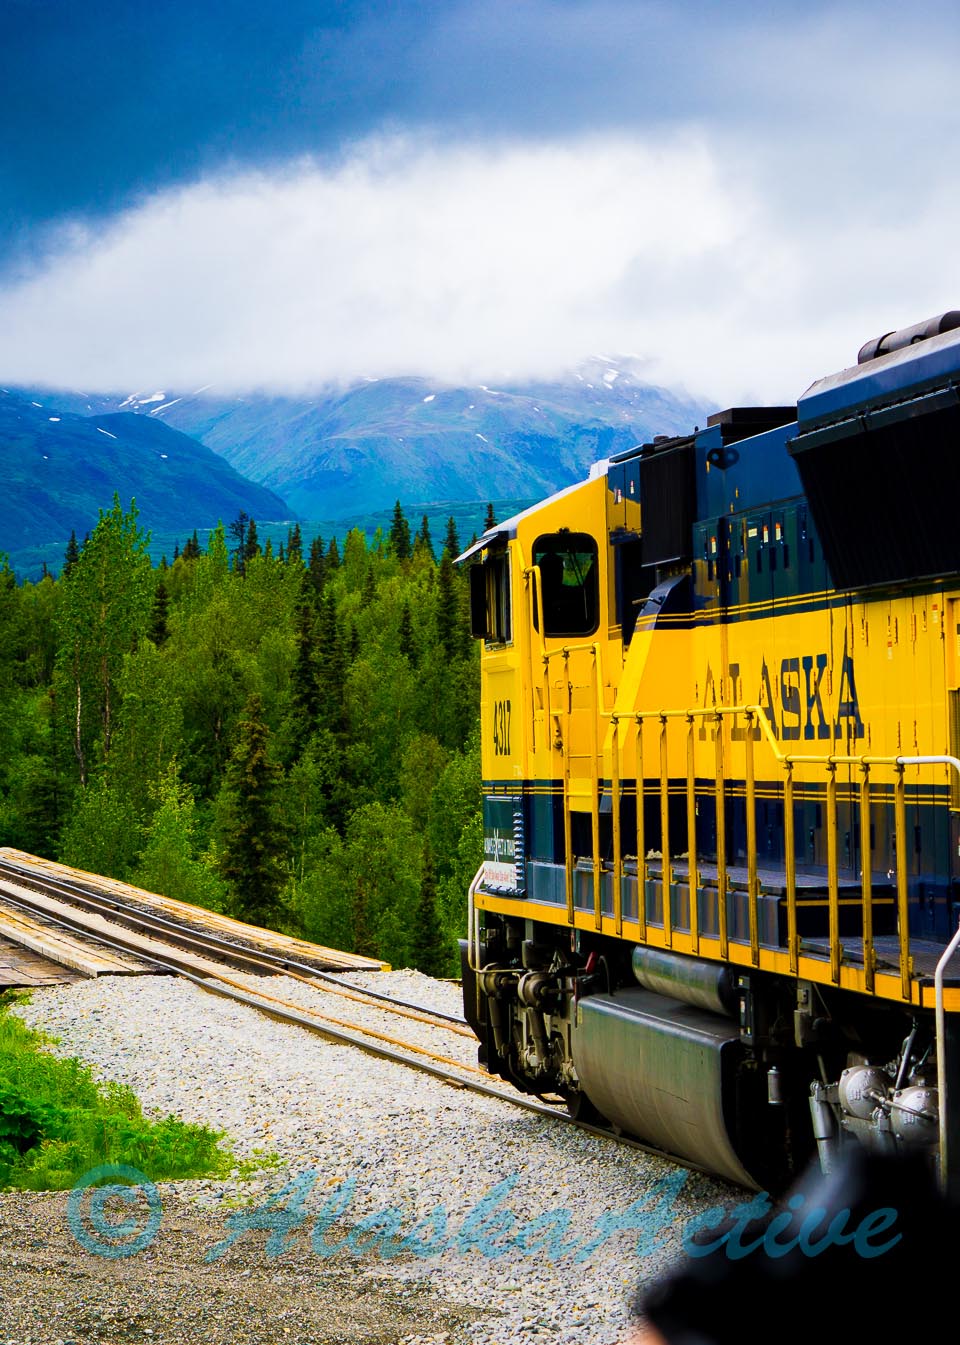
[533,533,599,637]
[469,551,512,645]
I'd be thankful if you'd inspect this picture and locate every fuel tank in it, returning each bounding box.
[571,987,758,1188]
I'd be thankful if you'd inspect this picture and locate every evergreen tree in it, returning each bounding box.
[326,536,341,571]
[172,542,180,561]
[245,518,260,565]
[389,501,412,561]
[286,522,303,566]
[412,843,449,975]
[484,502,497,531]
[148,578,170,646]
[307,535,325,597]
[436,550,468,660]
[360,566,377,608]
[445,516,461,558]
[316,589,345,731]
[3,746,65,859]
[352,874,376,959]
[217,693,286,924]
[182,529,201,561]
[288,603,320,755]
[417,514,435,562]
[63,530,79,578]
[229,512,249,575]
[398,601,416,665]
[207,521,230,580]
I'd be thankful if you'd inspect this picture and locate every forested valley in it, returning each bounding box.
[0,499,483,974]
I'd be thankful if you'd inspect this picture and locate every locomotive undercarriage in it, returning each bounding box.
[463,913,941,1190]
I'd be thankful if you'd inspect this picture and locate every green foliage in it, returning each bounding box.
[436,549,470,660]
[416,514,435,563]
[59,776,141,879]
[1,491,482,974]
[389,500,412,561]
[286,522,303,566]
[132,764,227,911]
[287,601,320,760]
[0,1006,228,1190]
[298,802,421,967]
[216,692,288,925]
[306,534,325,596]
[149,576,170,645]
[412,843,451,977]
[181,528,202,562]
[62,530,79,577]
[54,496,153,784]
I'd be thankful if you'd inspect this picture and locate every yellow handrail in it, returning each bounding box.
[590,702,960,1000]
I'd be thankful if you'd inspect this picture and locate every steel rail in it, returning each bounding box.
[0,858,468,1030]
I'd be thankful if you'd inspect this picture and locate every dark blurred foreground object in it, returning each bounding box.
[638,1149,953,1345]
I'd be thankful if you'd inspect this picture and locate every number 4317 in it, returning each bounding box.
[492,699,511,756]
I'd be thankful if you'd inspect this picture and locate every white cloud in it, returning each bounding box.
[1,132,959,404]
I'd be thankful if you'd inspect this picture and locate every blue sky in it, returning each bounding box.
[2,0,959,400]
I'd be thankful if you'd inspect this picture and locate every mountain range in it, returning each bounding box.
[3,359,710,574]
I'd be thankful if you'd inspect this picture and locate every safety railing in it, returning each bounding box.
[518,563,960,1000]
[553,667,960,1001]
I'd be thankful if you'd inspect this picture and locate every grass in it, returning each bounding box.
[0,992,233,1191]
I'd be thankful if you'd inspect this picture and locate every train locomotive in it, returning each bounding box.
[458,311,960,1193]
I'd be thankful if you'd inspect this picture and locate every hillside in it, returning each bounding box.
[0,389,289,566]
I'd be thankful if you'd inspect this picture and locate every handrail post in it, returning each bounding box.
[525,567,538,752]
[745,711,759,965]
[936,918,960,1195]
[686,714,699,952]
[894,765,911,1000]
[636,716,647,939]
[563,650,574,925]
[659,713,672,947]
[612,716,623,937]
[590,647,602,931]
[715,712,728,959]
[826,761,840,985]
[860,765,874,993]
[784,762,798,975]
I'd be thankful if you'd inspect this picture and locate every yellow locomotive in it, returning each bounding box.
[459,312,960,1192]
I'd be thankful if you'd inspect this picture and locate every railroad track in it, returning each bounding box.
[0,856,713,1175]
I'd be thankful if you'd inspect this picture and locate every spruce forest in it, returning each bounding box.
[0,498,482,975]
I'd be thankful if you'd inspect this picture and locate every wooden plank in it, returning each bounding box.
[0,934,85,986]
[0,882,260,980]
[0,899,147,978]
[1,848,387,971]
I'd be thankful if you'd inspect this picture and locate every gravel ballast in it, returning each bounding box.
[7,971,738,1344]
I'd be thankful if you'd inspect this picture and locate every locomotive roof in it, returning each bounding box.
[797,321,960,435]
